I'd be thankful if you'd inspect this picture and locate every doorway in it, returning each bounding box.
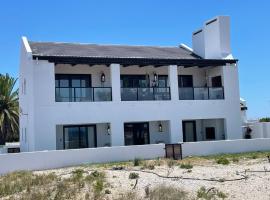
[124,122,150,145]
[182,121,197,142]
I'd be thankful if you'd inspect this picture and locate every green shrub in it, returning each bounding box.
[129,172,139,179]
[180,163,193,169]
[216,157,230,165]
[167,159,176,168]
[133,158,141,166]
[71,168,84,181]
[197,186,227,199]
[259,117,270,122]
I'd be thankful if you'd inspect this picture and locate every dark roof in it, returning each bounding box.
[29,41,237,67]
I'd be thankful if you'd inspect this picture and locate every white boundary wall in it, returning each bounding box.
[0,144,164,175]
[2,139,270,175]
[183,138,270,157]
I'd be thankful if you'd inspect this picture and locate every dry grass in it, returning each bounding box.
[0,169,107,200]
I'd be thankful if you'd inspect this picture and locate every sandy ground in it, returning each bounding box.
[37,158,270,200]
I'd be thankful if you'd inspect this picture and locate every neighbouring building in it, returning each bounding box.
[19,16,242,152]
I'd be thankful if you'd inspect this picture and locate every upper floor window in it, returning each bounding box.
[121,75,149,88]
[157,75,168,87]
[55,74,91,88]
[211,76,222,87]
[55,74,112,102]
[178,75,193,87]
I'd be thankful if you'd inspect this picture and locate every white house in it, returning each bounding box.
[19,16,242,152]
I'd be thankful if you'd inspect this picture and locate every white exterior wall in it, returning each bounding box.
[19,19,242,152]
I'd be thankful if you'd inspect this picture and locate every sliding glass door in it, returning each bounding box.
[63,125,96,149]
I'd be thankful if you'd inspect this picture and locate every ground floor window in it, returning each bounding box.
[124,122,150,145]
[63,125,96,149]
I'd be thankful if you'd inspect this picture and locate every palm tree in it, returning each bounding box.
[0,74,19,145]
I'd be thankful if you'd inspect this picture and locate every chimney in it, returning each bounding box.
[192,16,231,59]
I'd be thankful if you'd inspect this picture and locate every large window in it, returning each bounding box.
[157,75,168,87]
[63,125,96,149]
[55,74,91,88]
[55,74,92,102]
[121,75,149,88]
[178,75,193,87]
[124,122,150,145]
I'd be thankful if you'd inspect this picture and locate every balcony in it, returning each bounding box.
[179,87,224,100]
[121,87,171,101]
[55,87,112,102]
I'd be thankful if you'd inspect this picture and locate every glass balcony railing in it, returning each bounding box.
[121,87,171,101]
[55,87,112,102]
[179,87,224,100]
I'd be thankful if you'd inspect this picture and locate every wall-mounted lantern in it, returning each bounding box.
[158,121,163,132]
[101,72,106,83]
[153,73,158,82]
[107,123,111,135]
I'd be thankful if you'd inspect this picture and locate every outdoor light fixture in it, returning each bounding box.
[107,124,111,135]
[153,73,158,82]
[158,122,163,132]
[101,72,105,83]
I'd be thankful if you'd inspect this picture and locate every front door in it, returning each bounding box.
[182,121,197,142]
[124,122,150,145]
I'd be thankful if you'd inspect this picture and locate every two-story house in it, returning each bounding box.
[19,16,242,152]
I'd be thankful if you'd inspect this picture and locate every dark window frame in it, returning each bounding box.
[124,122,150,146]
[55,74,92,88]
[178,75,193,87]
[205,127,216,140]
[120,75,150,88]
[63,124,97,149]
[182,120,197,142]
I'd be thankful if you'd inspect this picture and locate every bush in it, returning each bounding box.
[167,159,176,168]
[259,117,270,122]
[232,157,239,163]
[71,168,84,181]
[142,161,155,170]
[149,185,188,200]
[180,163,193,169]
[197,186,227,199]
[133,158,142,166]
[216,157,230,165]
[129,172,139,179]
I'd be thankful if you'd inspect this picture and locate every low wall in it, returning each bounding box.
[0,144,165,174]
[182,138,270,157]
[2,139,270,175]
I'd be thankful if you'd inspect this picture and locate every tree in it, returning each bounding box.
[0,74,19,144]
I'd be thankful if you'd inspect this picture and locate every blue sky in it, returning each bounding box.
[0,0,269,118]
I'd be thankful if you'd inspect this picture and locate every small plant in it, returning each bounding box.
[133,158,141,166]
[149,185,188,200]
[145,186,150,198]
[142,161,155,170]
[105,189,111,194]
[71,168,84,181]
[167,159,176,168]
[180,163,193,169]
[197,186,227,199]
[216,157,230,165]
[129,172,139,179]
[232,157,239,163]
[251,155,258,159]
[116,191,138,200]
